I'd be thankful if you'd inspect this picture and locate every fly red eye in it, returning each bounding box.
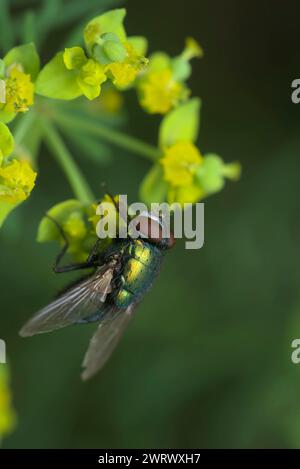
[132,214,175,248]
[135,216,162,241]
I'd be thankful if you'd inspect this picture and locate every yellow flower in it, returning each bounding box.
[62,211,89,261]
[78,59,107,99]
[0,365,16,438]
[63,47,107,100]
[139,69,188,114]
[105,43,148,89]
[161,141,202,187]
[140,96,240,207]
[160,141,203,204]
[0,159,37,204]
[84,23,102,48]
[137,38,202,115]
[167,183,204,205]
[1,66,34,114]
[63,212,87,240]
[63,46,86,70]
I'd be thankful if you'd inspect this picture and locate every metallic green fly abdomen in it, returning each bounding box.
[113,239,165,309]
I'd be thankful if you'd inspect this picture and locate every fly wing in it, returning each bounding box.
[19,263,116,337]
[81,303,137,380]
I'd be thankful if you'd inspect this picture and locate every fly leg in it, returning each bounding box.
[86,238,103,263]
[46,214,98,273]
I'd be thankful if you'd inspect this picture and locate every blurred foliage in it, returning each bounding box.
[0,0,123,55]
[0,0,300,450]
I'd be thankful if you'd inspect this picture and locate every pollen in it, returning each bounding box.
[3,66,34,114]
[85,23,102,46]
[80,59,106,87]
[0,159,37,203]
[161,141,203,187]
[105,43,148,89]
[139,69,187,114]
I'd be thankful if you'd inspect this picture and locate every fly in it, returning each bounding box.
[19,199,175,380]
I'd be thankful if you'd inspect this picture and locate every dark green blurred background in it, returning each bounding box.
[2,0,300,448]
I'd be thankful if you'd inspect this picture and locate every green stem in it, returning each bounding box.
[54,112,161,162]
[21,10,36,44]
[13,111,37,145]
[41,118,94,203]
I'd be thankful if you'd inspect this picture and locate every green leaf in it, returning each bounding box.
[0,200,19,228]
[84,8,127,54]
[139,164,168,206]
[148,52,170,72]
[35,52,81,100]
[196,154,225,194]
[196,154,241,194]
[0,59,5,78]
[171,56,192,81]
[0,122,14,161]
[37,199,84,243]
[4,43,40,81]
[159,98,201,148]
[0,109,16,124]
[127,36,148,56]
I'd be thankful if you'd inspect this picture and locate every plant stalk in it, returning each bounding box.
[41,118,95,203]
[54,112,161,162]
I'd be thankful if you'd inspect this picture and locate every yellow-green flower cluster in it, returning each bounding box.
[37,195,124,263]
[0,364,17,439]
[136,37,203,115]
[0,122,37,227]
[62,46,107,100]
[161,141,204,204]
[160,141,240,204]
[36,9,148,101]
[0,43,40,124]
[0,64,34,114]
[37,200,98,262]
[104,42,148,89]
[0,158,37,204]
[0,6,241,232]
[140,98,241,206]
